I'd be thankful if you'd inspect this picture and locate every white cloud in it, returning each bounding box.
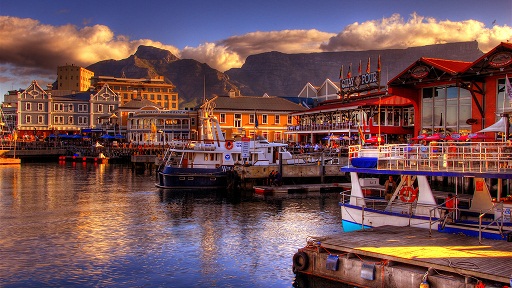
[319,13,512,52]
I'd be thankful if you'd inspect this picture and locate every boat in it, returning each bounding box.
[340,141,512,241]
[155,96,299,189]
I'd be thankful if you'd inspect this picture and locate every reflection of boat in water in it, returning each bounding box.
[156,96,298,189]
[341,141,512,241]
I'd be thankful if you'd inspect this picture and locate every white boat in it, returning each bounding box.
[341,141,512,241]
[156,97,299,189]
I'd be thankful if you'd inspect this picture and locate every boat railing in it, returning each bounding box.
[340,191,438,229]
[478,202,505,244]
[348,142,512,173]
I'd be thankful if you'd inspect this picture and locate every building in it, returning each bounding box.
[206,91,307,143]
[57,64,95,92]
[388,42,512,140]
[91,75,179,110]
[15,80,120,138]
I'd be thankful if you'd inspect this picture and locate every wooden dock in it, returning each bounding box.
[0,157,21,165]
[293,225,512,287]
[254,183,349,195]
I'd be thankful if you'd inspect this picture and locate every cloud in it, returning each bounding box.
[320,13,512,52]
[1,13,511,94]
[0,16,180,78]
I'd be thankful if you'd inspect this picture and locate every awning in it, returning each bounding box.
[478,117,511,133]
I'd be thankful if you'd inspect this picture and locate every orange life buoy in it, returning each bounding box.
[225,140,233,150]
[399,186,418,203]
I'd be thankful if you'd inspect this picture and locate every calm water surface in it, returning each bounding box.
[0,163,344,287]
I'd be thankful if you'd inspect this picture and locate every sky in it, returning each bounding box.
[0,0,511,102]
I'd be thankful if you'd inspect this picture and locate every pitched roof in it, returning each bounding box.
[53,92,91,101]
[293,95,413,115]
[121,98,162,109]
[213,95,307,112]
[421,58,472,74]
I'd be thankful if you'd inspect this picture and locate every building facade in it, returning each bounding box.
[91,76,179,110]
[57,64,95,92]
[206,92,307,143]
[14,81,120,138]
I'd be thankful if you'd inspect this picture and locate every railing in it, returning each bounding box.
[348,142,512,173]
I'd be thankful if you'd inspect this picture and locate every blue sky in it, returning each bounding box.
[0,0,511,100]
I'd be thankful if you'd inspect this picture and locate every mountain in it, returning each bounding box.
[86,42,484,107]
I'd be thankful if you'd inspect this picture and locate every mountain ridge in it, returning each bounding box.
[86,41,484,107]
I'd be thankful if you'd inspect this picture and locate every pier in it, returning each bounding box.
[293,225,512,287]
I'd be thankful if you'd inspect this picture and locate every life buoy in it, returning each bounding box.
[225,140,233,150]
[399,186,418,203]
[292,251,309,273]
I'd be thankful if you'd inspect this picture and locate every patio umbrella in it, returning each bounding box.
[445,133,462,141]
[411,134,428,140]
[467,133,494,141]
[364,136,384,144]
[114,134,125,139]
[424,133,446,141]
[100,134,115,139]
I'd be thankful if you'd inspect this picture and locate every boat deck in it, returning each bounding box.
[317,225,512,284]
[254,183,347,195]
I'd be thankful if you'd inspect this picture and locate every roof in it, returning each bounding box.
[53,92,91,102]
[389,57,472,85]
[213,95,307,112]
[293,95,413,114]
[121,98,162,109]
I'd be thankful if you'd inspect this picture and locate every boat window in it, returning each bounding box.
[179,177,185,180]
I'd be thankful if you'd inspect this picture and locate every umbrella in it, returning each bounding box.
[71,134,82,139]
[445,133,462,141]
[424,133,446,141]
[114,134,125,139]
[364,136,384,144]
[411,134,428,140]
[467,133,494,141]
[100,134,115,139]
[48,134,57,138]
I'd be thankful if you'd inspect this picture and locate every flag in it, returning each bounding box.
[339,65,343,80]
[254,111,259,128]
[366,57,370,74]
[506,75,512,101]
[347,63,352,78]
[358,60,362,75]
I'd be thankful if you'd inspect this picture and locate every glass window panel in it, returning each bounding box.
[446,106,458,126]
[447,86,458,99]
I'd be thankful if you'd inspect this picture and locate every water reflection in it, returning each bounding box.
[0,163,343,287]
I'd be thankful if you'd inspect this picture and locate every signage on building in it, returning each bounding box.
[341,72,379,89]
[241,136,250,159]
[489,52,512,68]
[410,65,430,79]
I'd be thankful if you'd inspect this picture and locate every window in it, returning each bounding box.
[98,104,103,113]
[262,114,268,124]
[25,103,32,111]
[78,104,88,112]
[38,103,44,111]
[54,116,64,124]
[68,104,74,112]
[38,115,44,124]
[54,103,64,111]
[249,114,255,124]
[274,132,281,142]
[234,113,242,128]
[287,115,293,125]
[26,115,32,123]
[220,113,226,123]
[68,116,74,124]
[274,114,280,124]
[78,116,88,125]
[108,105,115,113]
[190,117,195,126]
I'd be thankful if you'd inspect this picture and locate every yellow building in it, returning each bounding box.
[209,93,307,143]
[91,75,179,110]
[57,64,94,92]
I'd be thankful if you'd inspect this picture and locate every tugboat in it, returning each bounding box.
[155,96,296,189]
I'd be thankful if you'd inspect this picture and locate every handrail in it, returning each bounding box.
[478,202,504,243]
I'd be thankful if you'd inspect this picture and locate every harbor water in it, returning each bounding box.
[0,163,346,287]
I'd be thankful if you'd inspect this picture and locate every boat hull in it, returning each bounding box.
[156,166,228,189]
[341,204,435,231]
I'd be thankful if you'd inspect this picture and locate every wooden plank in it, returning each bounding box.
[317,226,512,283]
